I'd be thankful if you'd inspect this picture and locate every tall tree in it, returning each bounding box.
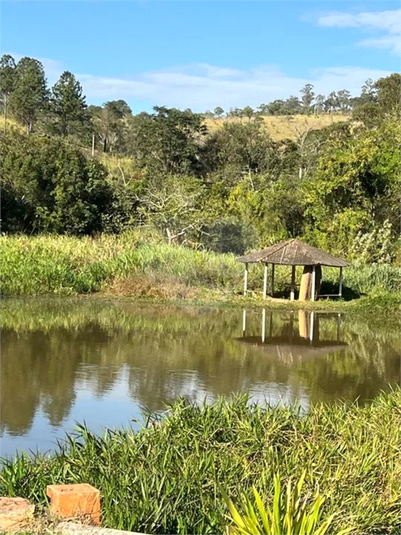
[9,57,48,133]
[0,54,17,133]
[50,71,88,137]
[300,84,315,113]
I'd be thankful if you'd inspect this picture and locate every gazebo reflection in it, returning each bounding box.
[237,310,347,363]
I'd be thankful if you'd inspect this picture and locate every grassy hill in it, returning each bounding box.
[205,114,350,141]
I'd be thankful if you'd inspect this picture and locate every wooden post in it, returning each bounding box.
[261,308,266,343]
[290,265,296,301]
[91,134,95,157]
[339,267,343,297]
[263,263,268,299]
[311,265,316,301]
[242,309,246,335]
[243,263,248,296]
[271,264,275,297]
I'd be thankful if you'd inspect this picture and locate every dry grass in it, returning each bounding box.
[205,114,349,140]
[107,273,199,300]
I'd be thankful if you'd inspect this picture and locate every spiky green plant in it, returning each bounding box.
[223,472,352,535]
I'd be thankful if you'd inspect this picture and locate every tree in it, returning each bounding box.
[300,84,315,113]
[1,131,113,234]
[242,106,254,119]
[126,106,207,175]
[0,54,17,132]
[89,100,131,153]
[324,92,338,114]
[303,119,400,256]
[50,71,88,137]
[213,106,224,118]
[314,94,325,114]
[256,104,269,115]
[375,73,401,116]
[9,57,48,133]
[284,96,302,115]
[337,89,351,114]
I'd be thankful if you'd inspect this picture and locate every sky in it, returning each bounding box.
[1,0,400,113]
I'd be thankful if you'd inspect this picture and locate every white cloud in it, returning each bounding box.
[6,53,392,111]
[316,9,401,55]
[76,64,391,111]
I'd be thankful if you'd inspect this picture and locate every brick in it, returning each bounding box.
[0,497,35,531]
[47,484,101,525]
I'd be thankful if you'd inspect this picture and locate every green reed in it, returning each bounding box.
[1,389,400,534]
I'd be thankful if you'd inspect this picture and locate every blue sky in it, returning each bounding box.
[1,1,400,113]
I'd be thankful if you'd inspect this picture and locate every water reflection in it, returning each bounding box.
[1,299,399,456]
[237,310,347,362]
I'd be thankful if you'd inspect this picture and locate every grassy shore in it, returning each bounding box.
[1,234,400,312]
[1,390,400,534]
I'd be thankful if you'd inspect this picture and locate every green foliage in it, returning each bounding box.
[303,119,400,257]
[8,57,48,133]
[1,52,400,262]
[1,390,400,534]
[49,71,88,137]
[1,131,114,234]
[223,472,351,535]
[0,234,243,296]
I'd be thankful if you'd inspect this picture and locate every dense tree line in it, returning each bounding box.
[1,54,400,262]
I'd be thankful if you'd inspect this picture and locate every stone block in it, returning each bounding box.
[47,484,101,525]
[0,497,35,532]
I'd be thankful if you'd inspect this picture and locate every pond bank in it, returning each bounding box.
[1,235,400,316]
[1,390,400,535]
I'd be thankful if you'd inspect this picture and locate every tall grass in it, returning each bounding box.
[1,234,400,300]
[1,390,400,534]
[0,234,243,296]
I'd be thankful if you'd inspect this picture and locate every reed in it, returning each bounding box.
[1,389,400,534]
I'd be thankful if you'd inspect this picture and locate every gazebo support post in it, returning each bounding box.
[339,267,343,297]
[243,263,248,296]
[263,263,268,299]
[311,265,316,302]
[271,264,275,297]
[290,266,296,301]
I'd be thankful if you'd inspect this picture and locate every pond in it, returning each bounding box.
[1,298,399,457]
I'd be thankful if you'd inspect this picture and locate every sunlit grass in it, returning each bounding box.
[1,234,400,301]
[1,389,399,534]
[205,114,349,140]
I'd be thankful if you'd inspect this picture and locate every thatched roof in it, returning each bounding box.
[236,239,349,267]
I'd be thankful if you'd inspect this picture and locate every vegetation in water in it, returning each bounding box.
[1,390,400,534]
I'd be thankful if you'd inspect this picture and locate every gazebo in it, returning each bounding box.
[236,238,349,301]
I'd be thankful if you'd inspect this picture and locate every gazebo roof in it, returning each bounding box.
[236,239,349,267]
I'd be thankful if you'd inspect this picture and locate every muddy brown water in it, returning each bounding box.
[1,298,399,457]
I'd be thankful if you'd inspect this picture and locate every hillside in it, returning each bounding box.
[205,114,349,141]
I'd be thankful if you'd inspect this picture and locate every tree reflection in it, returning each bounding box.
[1,299,399,436]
